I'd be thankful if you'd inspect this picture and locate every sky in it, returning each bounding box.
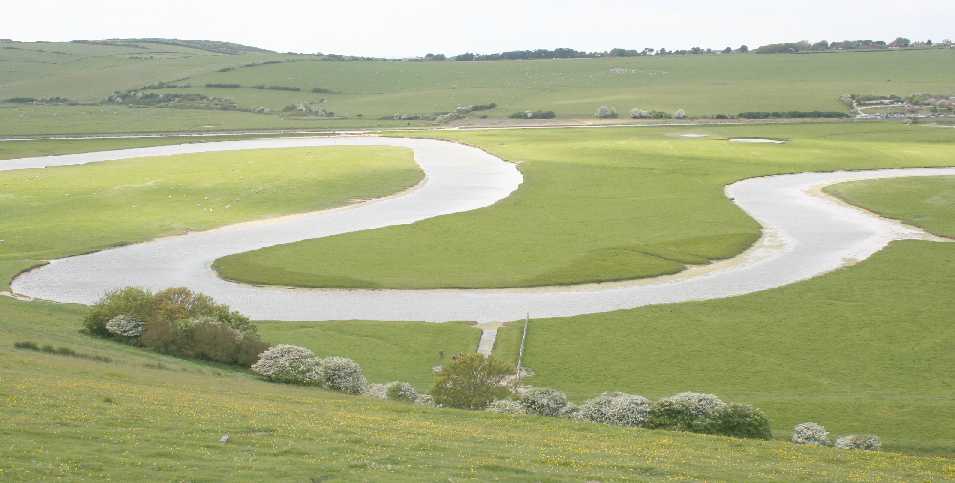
[5,0,953,58]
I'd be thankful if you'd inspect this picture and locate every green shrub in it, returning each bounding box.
[83,287,155,336]
[86,287,266,368]
[431,353,512,409]
[698,404,773,440]
[647,392,727,431]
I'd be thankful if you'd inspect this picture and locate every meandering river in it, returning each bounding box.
[8,136,953,321]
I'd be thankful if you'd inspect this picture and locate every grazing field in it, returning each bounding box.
[2,297,953,481]
[0,146,422,289]
[172,49,955,118]
[826,176,955,237]
[215,122,955,289]
[257,321,481,390]
[494,240,955,455]
[2,40,954,135]
[0,105,410,136]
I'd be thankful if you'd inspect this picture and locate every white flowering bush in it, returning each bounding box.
[579,392,651,427]
[674,108,687,119]
[105,314,144,338]
[318,356,368,394]
[486,399,526,415]
[251,345,320,384]
[630,108,649,119]
[835,434,881,451]
[792,422,831,446]
[386,382,418,402]
[520,387,569,417]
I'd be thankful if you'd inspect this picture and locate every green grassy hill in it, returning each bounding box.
[2,42,953,135]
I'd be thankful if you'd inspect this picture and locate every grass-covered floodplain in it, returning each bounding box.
[257,321,481,391]
[0,146,422,289]
[3,296,954,481]
[215,122,955,289]
[495,240,955,455]
[826,175,955,238]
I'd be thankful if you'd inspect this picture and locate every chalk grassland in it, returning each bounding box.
[2,297,954,481]
[166,49,955,117]
[826,175,955,238]
[0,146,422,290]
[2,40,954,135]
[214,123,955,289]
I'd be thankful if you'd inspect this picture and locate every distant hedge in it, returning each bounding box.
[205,83,242,89]
[738,111,850,119]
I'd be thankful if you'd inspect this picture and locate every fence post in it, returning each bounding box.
[515,313,529,383]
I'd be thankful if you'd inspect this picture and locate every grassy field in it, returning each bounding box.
[3,297,954,481]
[493,240,955,455]
[827,176,955,238]
[258,321,481,391]
[2,40,954,135]
[0,146,421,289]
[214,122,955,289]
[0,105,415,136]
[129,49,955,119]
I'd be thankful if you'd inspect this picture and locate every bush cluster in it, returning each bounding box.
[250,345,369,394]
[84,287,268,367]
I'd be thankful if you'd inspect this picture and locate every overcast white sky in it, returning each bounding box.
[6,1,953,57]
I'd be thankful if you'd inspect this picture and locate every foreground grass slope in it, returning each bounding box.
[0,146,421,288]
[495,240,955,455]
[216,122,955,289]
[2,298,953,481]
[826,175,955,238]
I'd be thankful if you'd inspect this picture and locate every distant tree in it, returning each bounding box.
[889,37,912,48]
[424,53,447,61]
[737,45,749,53]
[722,47,733,54]
[811,40,830,50]
[454,52,477,61]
